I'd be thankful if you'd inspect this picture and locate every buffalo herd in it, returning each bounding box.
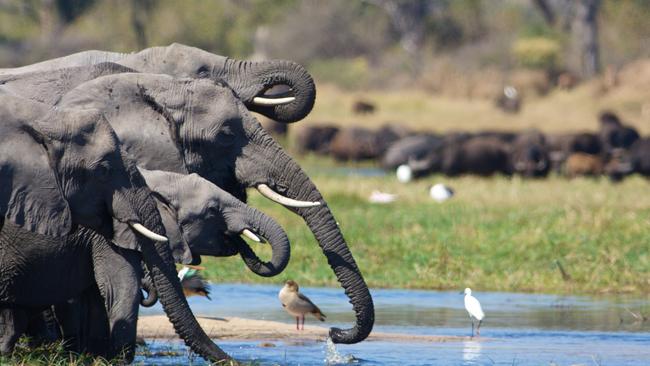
[292,111,648,181]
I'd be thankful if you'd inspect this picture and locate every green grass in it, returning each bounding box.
[202,157,650,295]
[0,339,112,366]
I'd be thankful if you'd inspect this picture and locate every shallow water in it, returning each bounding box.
[138,284,650,365]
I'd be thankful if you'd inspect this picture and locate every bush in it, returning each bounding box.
[512,37,560,70]
[309,57,370,90]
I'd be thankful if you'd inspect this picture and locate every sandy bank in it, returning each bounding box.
[137,315,473,343]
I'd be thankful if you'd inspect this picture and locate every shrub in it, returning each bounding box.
[512,37,560,70]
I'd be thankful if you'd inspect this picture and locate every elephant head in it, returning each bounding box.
[0,94,163,240]
[59,73,374,345]
[139,168,290,277]
[117,43,316,123]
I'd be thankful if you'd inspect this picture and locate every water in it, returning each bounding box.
[137,284,650,365]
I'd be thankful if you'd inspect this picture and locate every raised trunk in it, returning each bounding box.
[236,206,290,277]
[219,59,316,123]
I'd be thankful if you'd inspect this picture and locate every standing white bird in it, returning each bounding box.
[278,280,326,330]
[463,288,484,337]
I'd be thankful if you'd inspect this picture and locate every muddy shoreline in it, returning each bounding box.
[137,315,474,343]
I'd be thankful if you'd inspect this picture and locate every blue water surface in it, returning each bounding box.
[137,284,650,365]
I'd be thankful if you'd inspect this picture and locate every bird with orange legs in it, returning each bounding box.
[278,280,326,330]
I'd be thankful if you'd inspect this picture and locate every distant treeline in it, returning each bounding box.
[0,1,648,90]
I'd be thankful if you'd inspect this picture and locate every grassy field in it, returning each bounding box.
[201,156,650,295]
[300,60,650,135]
[202,69,650,296]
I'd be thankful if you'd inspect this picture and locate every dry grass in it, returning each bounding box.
[301,59,650,135]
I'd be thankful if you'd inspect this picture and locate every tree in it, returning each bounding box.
[531,0,602,78]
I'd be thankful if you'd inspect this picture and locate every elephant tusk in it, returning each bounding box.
[242,229,261,243]
[252,96,296,106]
[256,184,321,208]
[129,222,168,242]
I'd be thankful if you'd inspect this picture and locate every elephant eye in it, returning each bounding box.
[196,65,210,78]
[94,162,112,182]
[216,125,235,146]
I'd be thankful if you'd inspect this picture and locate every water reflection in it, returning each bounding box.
[138,285,650,365]
[461,341,482,364]
[142,284,650,334]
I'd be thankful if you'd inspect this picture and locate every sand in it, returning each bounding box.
[137,315,473,343]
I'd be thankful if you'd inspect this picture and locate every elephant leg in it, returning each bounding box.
[53,298,83,353]
[25,307,61,348]
[91,242,142,362]
[0,306,28,355]
[79,286,110,357]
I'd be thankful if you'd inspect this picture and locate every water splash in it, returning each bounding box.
[324,337,358,365]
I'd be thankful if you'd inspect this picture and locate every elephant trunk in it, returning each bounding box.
[121,178,231,361]
[221,59,316,123]
[140,273,157,307]
[261,145,374,344]
[237,206,290,277]
[141,233,231,362]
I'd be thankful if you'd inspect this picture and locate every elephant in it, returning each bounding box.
[293,124,340,155]
[0,94,207,361]
[40,168,291,358]
[50,72,374,345]
[141,168,291,278]
[509,130,550,178]
[0,43,316,123]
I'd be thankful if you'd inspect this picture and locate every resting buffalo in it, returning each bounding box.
[510,130,550,178]
[293,125,340,155]
[598,111,639,155]
[627,138,650,177]
[381,133,443,170]
[405,135,512,177]
[329,125,406,161]
[546,132,602,173]
[564,153,603,178]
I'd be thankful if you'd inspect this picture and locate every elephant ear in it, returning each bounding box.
[110,192,193,265]
[0,122,72,237]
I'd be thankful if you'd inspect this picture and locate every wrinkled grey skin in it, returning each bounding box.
[38,168,291,358]
[0,43,316,123]
[141,169,290,276]
[56,73,374,345]
[0,94,194,361]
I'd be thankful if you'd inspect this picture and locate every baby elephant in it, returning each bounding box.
[139,168,290,275]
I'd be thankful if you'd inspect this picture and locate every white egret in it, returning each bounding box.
[463,288,484,337]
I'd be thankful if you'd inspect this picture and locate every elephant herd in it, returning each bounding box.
[295,111,648,181]
[0,43,374,363]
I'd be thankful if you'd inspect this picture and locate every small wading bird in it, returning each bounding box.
[278,280,326,330]
[463,288,484,337]
[178,266,211,299]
